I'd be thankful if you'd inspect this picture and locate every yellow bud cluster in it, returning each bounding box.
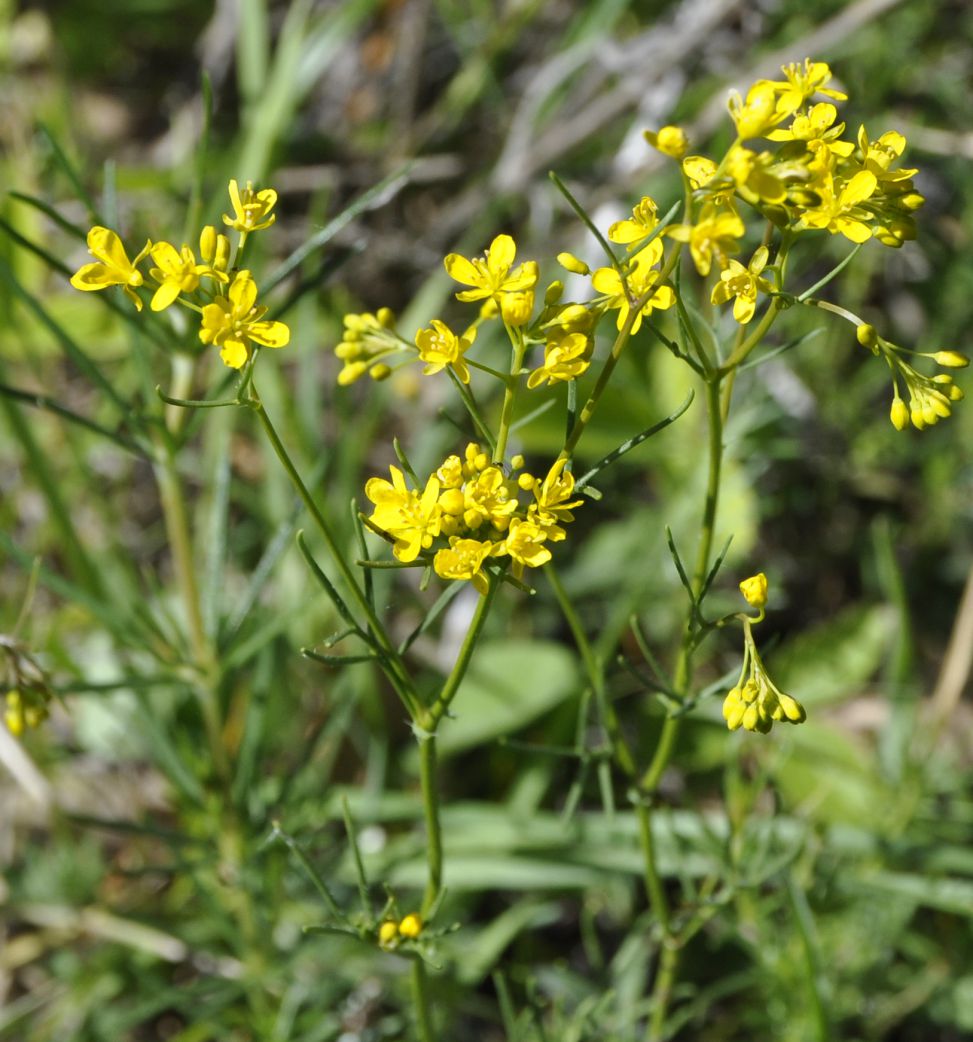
[5,688,50,737]
[334,308,400,385]
[377,913,423,948]
[723,679,806,733]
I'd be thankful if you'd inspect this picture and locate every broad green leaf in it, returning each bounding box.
[433,639,579,756]
[772,604,896,704]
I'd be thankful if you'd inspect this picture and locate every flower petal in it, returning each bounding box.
[87,226,129,270]
[150,282,181,312]
[248,320,290,348]
[220,339,249,369]
[229,271,258,312]
[70,262,117,290]
[443,253,481,287]
[486,234,515,276]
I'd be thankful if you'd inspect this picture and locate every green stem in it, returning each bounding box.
[493,324,528,464]
[411,960,435,1042]
[418,575,498,918]
[426,576,498,730]
[718,299,781,374]
[546,567,672,926]
[640,374,726,1042]
[248,382,420,718]
[418,735,443,916]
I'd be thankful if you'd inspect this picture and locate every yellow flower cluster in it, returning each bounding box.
[665,59,923,261]
[69,181,290,371]
[2,638,52,738]
[335,234,601,391]
[723,574,806,734]
[377,912,422,948]
[365,447,581,592]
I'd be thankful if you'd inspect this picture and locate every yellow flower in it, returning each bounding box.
[444,234,539,306]
[767,102,853,157]
[531,459,583,541]
[644,125,688,159]
[433,537,495,594]
[796,168,877,242]
[739,572,768,608]
[682,155,718,190]
[147,241,226,312]
[222,179,278,233]
[591,242,675,332]
[667,204,745,276]
[501,517,551,578]
[463,467,518,530]
[415,319,475,383]
[768,59,846,110]
[724,147,788,206]
[710,247,774,324]
[608,196,659,247]
[526,330,591,388]
[728,81,787,140]
[70,226,151,310]
[365,466,442,562]
[198,270,290,369]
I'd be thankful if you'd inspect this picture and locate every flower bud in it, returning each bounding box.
[213,233,231,272]
[337,361,368,386]
[199,225,216,262]
[934,350,969,369]
[369,363,392,381]
[644,125,689,159]
[500,290,535,327]
[377,307,395,328]
[439,488,465,515]
[890,397,909,431]
[544,280,564,305]
[739,573,768,608]
[777,693,807,723]
[556,252,590,276]
[856,324,879,351]
[378,920,398,946]
[398,913,422,939]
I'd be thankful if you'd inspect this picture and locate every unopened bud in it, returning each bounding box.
[934,350,969,368]
[398,913,422,939]
[856,324,879,350]
[890,397,909,431]
[739,573,768,608]
[556,252,590,276]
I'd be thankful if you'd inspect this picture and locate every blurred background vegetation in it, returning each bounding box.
[1,0,972,1039]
